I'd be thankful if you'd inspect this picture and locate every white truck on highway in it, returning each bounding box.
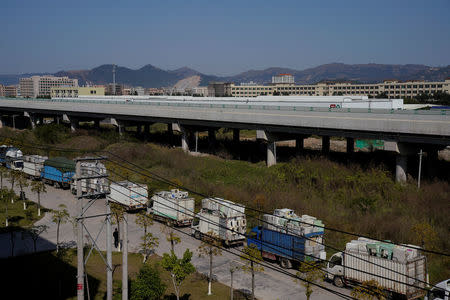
[327,238,427,300]
[107,181,147,210]
[70,161,109,197]
[191,198,246,246]
[147,189,195,226]
[23,155,48,178]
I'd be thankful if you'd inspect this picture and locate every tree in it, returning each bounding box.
[140,233,159,263]
[110,202,125,251]
[0,166,8,189]
[240,245,264,300]
[135,211,153,237]
[161,224,181,253]
[351,280,386,300]
[9,170,19,203]
[1,188,15,227]
[130,264,166,300]
[23,224,48,252]
[15,171,29,210]
[161,249,196,300]
[51,204,70,252]
[295,262,324,300]
[31,180,46,216]
[197,231,223,295]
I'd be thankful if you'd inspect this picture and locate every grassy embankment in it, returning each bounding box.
[0,123,449,283]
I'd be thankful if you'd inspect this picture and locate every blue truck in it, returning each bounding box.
[247,226,326,269]
[41,157,75,189]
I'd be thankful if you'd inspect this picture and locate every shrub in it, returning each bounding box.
[130,264,166,300]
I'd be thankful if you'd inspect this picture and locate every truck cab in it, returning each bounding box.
[247,226,262,249]
[326,252,345,287]
[426,279,450,300]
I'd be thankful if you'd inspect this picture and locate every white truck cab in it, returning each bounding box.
[425,279,450,300]
[326,252,345,287]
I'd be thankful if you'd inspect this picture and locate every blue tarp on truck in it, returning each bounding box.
[41,157,75,188]
[247,226,326,268]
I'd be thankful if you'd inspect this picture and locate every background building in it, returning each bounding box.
[272,74,295,84]
[0,84,4,97]
[228,78,450,98]
[4,85,18,97]
[50,86,105,98]
[207,82,232,97]
[105,83,123,95]
[19,76,78,98]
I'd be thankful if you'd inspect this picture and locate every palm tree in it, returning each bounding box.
[51,204,70,252]
[1,188,15,227]
[31,181,46,216]
[15,172,29,210]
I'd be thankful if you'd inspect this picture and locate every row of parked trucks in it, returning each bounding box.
[0,145,431,299]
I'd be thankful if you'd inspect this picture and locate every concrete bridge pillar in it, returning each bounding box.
[24,111,36,129]
[395,155,408,183]
[322,136,330,153]
[172,123,190,152]
[208,129,216,153]
[267,141,277,167]
[233,129,240,159]
[70,118,78,132]
[296,137,304,154]
[346,137,355,154]
[94,119,100,128]
[136,124,142,135]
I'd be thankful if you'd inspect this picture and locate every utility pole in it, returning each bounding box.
[76,161,84,300]
[418,149,423,189]
[106,200,113,300]
[75,156,110,300]
[112,64,116,96]
[122,212,128,300]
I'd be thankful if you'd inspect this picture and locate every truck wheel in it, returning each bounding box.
[280,258,292,269]
[333,276,344,288]
[194,231,201,240]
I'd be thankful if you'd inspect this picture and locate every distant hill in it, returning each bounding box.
[1,63,449,87]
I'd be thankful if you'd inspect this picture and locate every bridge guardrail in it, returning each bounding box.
[0,97,447,116]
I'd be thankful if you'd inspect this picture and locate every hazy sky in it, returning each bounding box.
[1,0,449,75]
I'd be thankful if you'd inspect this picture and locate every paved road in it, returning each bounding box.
[0,181,351,300]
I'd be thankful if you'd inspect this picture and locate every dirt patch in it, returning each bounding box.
[57,135,107,151]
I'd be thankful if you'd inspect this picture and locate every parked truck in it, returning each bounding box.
[247,208,326,268]
[70,161,109,197]
[326,238,427,300]
[23,155,48,178]
[108,181,147,210]
[147,189,195,226]
[191,198,246,246]
[0,145,24,170]
[41,157,75,188]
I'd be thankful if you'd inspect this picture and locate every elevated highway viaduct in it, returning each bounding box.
[0,97,449,182]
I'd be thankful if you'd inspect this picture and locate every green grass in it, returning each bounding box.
[0,250,250,300]
[0,190,49,232]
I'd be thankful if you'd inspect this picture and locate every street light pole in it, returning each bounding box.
[417,149,423,189]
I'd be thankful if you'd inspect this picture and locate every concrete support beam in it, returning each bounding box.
[94,119,100,128]
[395,155,408,183]
[233,129,240,159]
[167,123,173,144]
[24,111,36,129]
[267,141,276,167]
[181,128,189,152]
[70,118,78,132]
[346,137,355,154]
[136,124,142,135]
[144,124,150,134]
[322,136,330,153]
[296,137,304,153]
[208,129,216,153]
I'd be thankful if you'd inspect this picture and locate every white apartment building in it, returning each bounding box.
[272,74,295,84]
[19,75,78,98]
[230,79,450,98]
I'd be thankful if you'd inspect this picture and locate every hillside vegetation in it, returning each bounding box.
[0,124,448,282]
